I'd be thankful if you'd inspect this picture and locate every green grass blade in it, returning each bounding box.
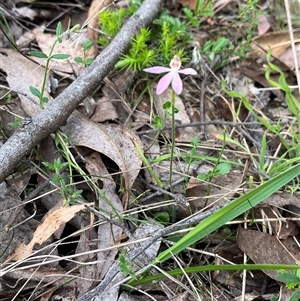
[127,264,300,287]
[154,163,300,264]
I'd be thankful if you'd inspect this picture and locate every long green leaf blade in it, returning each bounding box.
[155,163,300,264]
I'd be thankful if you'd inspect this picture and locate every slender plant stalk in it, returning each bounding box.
[169,90,176,192]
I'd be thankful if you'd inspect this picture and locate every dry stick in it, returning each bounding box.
[199,55,221,138]
[76,201,228,301]
[137,120,281,135]
[0,0,163,183]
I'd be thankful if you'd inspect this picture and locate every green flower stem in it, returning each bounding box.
[168,90,177,222]
[169,90,176,192]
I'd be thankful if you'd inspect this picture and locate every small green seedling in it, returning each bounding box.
[197,162,231,181]
[119,249,138,280]
[74,40,94,67]
[8,117,22,128]
[272,270,300,301]
[29,21,72,108]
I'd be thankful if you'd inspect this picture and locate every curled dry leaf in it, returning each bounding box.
[7,203,93,261]
[62,110,142,192]
[251,31,300,60]
[84,152,123,281]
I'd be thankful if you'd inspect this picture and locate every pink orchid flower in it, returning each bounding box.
[143,55,197,95]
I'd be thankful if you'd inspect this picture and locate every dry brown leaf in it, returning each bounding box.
[0,48,50,116]
[84,151,123,281]
[62,110,142,191]
[278,43,300,69]
[237,227,300,280]
[90,96,118,122]
[262,191,300,208]
[187,170,243,208]
[251,31,300,59]
[8,203,93,261]
[177,0,196,9]
[0,182,39,264]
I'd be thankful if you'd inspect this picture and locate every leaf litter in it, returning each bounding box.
[0,0,300,300]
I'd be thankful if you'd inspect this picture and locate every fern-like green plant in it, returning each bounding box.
[98,8,127,46]
[116,28,157,71]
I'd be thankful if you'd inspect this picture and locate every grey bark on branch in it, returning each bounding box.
[0,0,163,182]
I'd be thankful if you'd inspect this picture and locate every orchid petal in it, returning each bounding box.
[178,68,198,75]
[171,72,183,95]
[156,72,173,95]
[143,66,171,74]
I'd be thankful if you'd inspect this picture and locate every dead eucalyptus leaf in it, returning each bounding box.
[62,110,142,191]
[251,31,300,59]
[8,203,93,261]
[237,227,299,280]
[84,152,123,281]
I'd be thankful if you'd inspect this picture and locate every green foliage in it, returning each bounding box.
[274,270,300,300]
[98,0,140,46]
[197,162,231,181]
[182,7,199,27]
[153,211,170,224]
[99,3,192,71]
[184,136,201,174]
[235,0,262,58]
[194,0,214,16]
[28,21,73,108]
[119,249,138,280]
[98,8,127,46]
[116,28,157,71]
[8,117,22,128]
[202,37,232,64]
[75,40,94,67]
[153,115,165,131]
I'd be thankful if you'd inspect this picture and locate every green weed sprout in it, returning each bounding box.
[274,270,300,300]
[74,40,94,67]
[29,21,73,108]
[119,249,138,280]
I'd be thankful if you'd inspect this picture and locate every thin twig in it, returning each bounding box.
[137,120,282,135]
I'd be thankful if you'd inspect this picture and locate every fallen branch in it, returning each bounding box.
[0,0,163,182]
